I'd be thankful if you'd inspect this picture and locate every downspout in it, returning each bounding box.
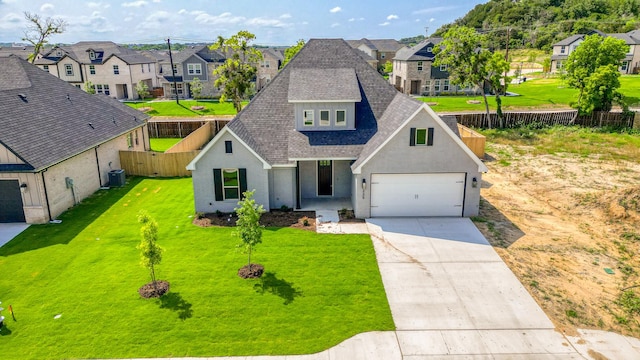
[141,124,147,150]
[41,171,52,222]
[94,146,102,187]
[295,161,301,209]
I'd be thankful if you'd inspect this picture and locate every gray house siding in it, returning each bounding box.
[182,55,208,82]
[191,131,269,213]
[298,160,352,198]
[354,109,482,218]
[294,103,356,130]
[269,167,296,209]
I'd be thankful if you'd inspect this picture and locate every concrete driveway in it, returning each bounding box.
[366,217,579,358]
[0,222,29,248]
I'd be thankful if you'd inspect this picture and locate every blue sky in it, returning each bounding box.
[0,0,487,45]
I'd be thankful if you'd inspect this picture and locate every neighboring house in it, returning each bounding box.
[256,48,284,92]
[187,39,487,218]
[0,44,36,60]
[551,30,640,74]
[347,38,408,70]
[0,56,149,224]
[34,41,158,99]
[157,45,225,99]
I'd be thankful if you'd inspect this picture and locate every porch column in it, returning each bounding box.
[295,161,301,209]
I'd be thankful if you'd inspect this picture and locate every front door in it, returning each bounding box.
[317,160,333,196]
[0,180,26,222]
[410,80,421,95]
[122,84,129,99]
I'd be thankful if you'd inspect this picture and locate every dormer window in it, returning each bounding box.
[89,50,96,60]
[319,110,330,126]
[336,110,346,126]
[56,49,63,57]
[303,110,314,126]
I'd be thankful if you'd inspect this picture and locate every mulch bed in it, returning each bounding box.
[138,280,170,298]
[193,210,317,230]
[237,264,264,279]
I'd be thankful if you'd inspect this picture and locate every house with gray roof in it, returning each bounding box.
[347,38,408,70]
[156,45,226,99]
[34,41,158,99]
[187,39,487,218]
[550,30,640,74]
[256,48,285,92]
[0,56,149,224]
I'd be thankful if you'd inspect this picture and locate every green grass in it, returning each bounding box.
[126,100,247,117]
[480,126,640,161]
[0,178,393,359]
[150,138,182,152]
[418,75,640,112]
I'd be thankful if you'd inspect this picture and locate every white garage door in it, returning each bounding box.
[370,173,465,217]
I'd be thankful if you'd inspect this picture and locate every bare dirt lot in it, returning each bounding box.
[475,143,640,337]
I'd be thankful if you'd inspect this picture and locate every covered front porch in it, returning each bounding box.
[295,159,355,211]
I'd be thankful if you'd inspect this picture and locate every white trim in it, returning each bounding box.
[303,109,314,126]
[222,168,240,200]
[335,109,347,126]
[319,109,330,126]
[186,127,272,171]
[289,157,357,161]
[352,104,488,174]
[272,164,297,168]
[289,99,361,103]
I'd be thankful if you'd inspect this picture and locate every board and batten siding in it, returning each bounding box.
[293,102,356,130]
[191,131,269,213]
[354,108,483,218]
[0,144,24,164]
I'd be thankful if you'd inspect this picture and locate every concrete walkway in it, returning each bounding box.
[0,223,29,248]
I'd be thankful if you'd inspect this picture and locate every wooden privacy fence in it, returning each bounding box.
[452,111,635,129]
[457,124,486,158]
[148,119,231,138]
[166,122,213,153]
[119,150,198,177]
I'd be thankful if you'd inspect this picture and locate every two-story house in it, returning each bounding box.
[347,38,408,71]
[187,39,486,218]
[34,41,158,99]
[157,45,226,99]
[551,30,640,74]
[256,48,284,92]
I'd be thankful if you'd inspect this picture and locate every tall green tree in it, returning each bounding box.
[210,30,263,113]
[486,52,512,127]
[434,26,510,128]
[234,190,265,272]
[137,210,164,287]
[564,34,628,114]
[22,12,67,63]
[281,39,305,69]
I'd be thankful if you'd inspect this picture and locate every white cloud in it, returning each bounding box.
[412,6,458,15]
[88,1,110,8]
[349,17,365,22]
[379,21,390,26]
[122,1,148,8]
[72,11,116,34]
[330,22,340,28]
[40,3,54,12]
[178,9,187,15]
[429,17,435,22]
[301,21,309,25]
[280,13,291,19]
[387,14,398,20]
[348,17,355,22]
[246,17,289,28]
[0,13,22,29]
[329,6,341,13]
[193,11,245,25]
[152,0,161,2]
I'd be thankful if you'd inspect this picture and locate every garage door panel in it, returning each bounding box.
[0,180,26,223]
[371,173,465,217]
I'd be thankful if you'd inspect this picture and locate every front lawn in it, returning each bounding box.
[126,100,246,117]
[0,178,393,359]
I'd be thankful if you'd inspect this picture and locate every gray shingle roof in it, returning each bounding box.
[553,34,585,46]
[347,38,406,52]
[288,68,361,102]
[0,56,148,171]
[225,38,423,166]
[35,41,154,65]
[394,38,442,61]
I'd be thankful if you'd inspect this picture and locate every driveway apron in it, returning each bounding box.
[366,217,579,358]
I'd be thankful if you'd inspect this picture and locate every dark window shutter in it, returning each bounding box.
[225,140,232,153]
[239,168,247,198]
[409,127,416,146]
[213,169,223,201]
[427,128,434,146]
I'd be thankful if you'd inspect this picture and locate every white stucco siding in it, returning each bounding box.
[191,131,269,213]
[354,108,482,218]
[269,167,295,209]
